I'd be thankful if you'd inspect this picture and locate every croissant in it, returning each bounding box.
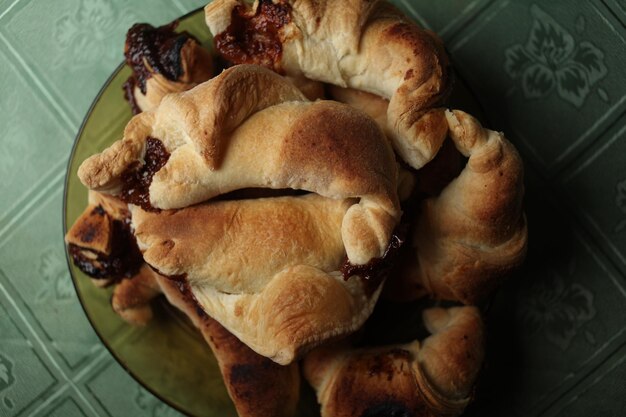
[303,306,485,417]
[113,267,300,417]
[131,193,394,364]
[79,65,400,266]
[122,22,214,114]
[205,0,452,169]
[66,194,300,417]
[390,110,527,303]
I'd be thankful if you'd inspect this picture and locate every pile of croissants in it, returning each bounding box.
[65,1,527,416]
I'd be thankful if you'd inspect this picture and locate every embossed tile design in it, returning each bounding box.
[0,0,187,124]
[551,342,626,417]
[0,47,72,233]
[398,0,494,40]
[464,177,626,416]
[449,0,626,175]
[40,396,89,417]
[83,358,182,417]
[559,113,626,274]
[602,0,626,25]
[0,299,58,416]
[0,188,102,373]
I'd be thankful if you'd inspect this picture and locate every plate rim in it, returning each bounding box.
[62,6,208,417]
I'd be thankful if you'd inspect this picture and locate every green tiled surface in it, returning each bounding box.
[0,1,624,416]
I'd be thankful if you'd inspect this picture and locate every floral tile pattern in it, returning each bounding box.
[504,5,608,108]
[448,1,626,174]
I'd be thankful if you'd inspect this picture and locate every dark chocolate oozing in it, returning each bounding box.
[119,137,170,212]
[341,229,406,296]
[69,215,143,282]
[214,0,291,72]
[122,22,197,114]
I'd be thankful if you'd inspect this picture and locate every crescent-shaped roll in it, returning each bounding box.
[108,266,300,417]
[78,65,400,265]
[123,22,214,114]
[205,0,452,169]
[393,110,527,304]
[303,306,485,417]
[131,193,391,364]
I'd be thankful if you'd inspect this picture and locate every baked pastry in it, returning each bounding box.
[303,306,484,417]
[122,22,214,114]
[65,191,142,287]
[205,0,452,169]
[66,194,300,417]
[131,192,398,364]
[113,267,300,417]
[389,110,527,304]
[78,64,401,266]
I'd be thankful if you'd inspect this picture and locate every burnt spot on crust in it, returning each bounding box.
[69,218,143,282]
[92,205,106,216]
[214,0,291,72]
[282,101,395,193]
[404,68,414,80]
[122,22,198,114]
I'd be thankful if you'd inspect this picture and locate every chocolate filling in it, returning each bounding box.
[155,271,210,321]
[122,22,196,114]
[341,227,407,296]
[69,215,143,282]
[119,137,170,212]
[214,0,291,72]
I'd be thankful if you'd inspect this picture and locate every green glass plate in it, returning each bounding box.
[63,6,484,417]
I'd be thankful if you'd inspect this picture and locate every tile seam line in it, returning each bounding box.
[559,107,626,183]
[548,342,626,417]
[0,0,22,22]
[441,0,495,43]
[526,174,626,286]
[29,383,70,417]
[0,31,77,134]
[0,167,65,248]
[536,330,626,417]
[171,0,189,15]
[0,280,99,417]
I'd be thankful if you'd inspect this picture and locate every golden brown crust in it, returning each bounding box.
[303,306,484,417]
[155,275,300,417]
[393,111,527,303]
[131,194,387,364]
[111,264,161,325]
[79,65,400,266]
[104,266,300,417]
[205,0,452,168]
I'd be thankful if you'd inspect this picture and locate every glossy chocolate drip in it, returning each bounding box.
[214,0,291,72]
[341,228,407,296]
[69,214,143,282]
[119,137,170,211]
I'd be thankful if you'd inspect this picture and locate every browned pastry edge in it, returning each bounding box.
[303,306,485,417]
[205,0,453,169]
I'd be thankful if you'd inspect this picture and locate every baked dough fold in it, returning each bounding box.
[131,194,388,364]
[205,0,452,169]
[391,110,527,303]
[79,65,401,265]
[303,306,484,417]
